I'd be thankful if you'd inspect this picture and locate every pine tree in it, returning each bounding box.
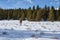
[27,7,32,21]
[35,5,43,21]
[42,5,48,21]
[7,10,10,20]
[17,8,21,19]
[33,6,35,11]
[35,9,42,21]
[57,6,60,21]
[0,8,3,19]
[32,6,36,21]
[48,6,55,21]
[32,11,36,21]
[12,10,18,19]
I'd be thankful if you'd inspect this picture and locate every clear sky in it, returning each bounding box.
[0,0,60,9]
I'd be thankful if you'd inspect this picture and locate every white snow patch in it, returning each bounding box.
[0,20,60,40]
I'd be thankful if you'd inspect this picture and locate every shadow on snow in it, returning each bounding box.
[0,29,60,39]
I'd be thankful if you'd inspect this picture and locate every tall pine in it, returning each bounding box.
[48,6,55,21]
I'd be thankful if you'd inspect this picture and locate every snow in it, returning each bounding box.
[0,20,60,40]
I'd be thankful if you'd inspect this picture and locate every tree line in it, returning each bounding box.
[0,5,60,21]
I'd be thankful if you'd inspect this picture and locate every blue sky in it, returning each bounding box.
[0,0,60,9]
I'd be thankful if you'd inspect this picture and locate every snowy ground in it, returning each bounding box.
[0,20,60,40]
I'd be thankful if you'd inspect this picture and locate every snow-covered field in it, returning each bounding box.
[0,20,60,40]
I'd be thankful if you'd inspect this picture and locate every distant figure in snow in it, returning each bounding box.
[19,18,22,26]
